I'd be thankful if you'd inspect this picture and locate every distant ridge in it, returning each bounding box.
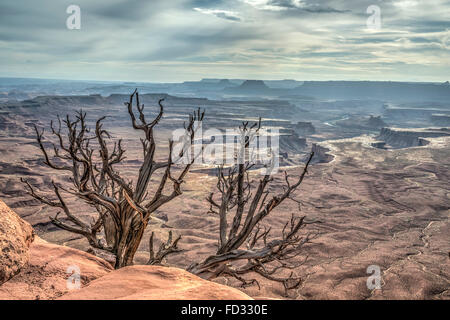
[294,81,450,102]
[1,77,449,102]
[224,80,272,95]
[218,79,232,86]
[238,80,269,90]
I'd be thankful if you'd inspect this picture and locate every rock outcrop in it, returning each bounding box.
[0,201,251,300]
[0,200,34,285]
[377,127,450,148]
[59,265,253,300]
[1,238,251,300]
[311,143,334,163]
[384,106,450,120]
[0,237,113,300]
[279,130,307,153]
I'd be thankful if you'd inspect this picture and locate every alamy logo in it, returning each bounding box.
[366,5,381,30]
[66,5,81,30]
[67,265,81,290]
[366,265,382,290]
[170,121,280,175]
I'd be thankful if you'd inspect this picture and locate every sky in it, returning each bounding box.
[0,0,449,82]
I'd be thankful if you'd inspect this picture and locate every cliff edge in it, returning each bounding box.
[0,200,251,300]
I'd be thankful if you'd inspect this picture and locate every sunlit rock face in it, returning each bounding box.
[58,265,252,300]
[0,236,113,300]
[0,199,34,285]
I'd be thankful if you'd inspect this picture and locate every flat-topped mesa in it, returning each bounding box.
[378,127,450,148]
[239,80,269,90]
[384,106,450,120]
[224,80,272,94]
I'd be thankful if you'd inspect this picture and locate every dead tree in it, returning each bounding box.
[22,90,204,268]
[187,120,317,295]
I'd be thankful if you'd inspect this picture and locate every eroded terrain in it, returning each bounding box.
[0,84,449,299]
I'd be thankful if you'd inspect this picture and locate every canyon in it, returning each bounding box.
[0,79,448,299]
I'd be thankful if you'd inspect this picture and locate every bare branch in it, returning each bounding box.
[23,90,203,269]
[147,231,182,265]
[188,119,315,295]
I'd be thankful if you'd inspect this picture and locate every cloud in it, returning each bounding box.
[194,8,242,21]
[0,0,449,82]
[243,0,350,13]
[242,0,287,11]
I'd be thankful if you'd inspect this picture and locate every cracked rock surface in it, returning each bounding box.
[0,199,34,285]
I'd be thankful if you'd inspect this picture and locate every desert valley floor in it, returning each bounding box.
[0,90,449,300]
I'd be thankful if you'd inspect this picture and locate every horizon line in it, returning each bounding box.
[0,76,447,85]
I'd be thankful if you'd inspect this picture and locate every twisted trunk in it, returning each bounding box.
[23,90,203,269]
[115,224,146,268]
